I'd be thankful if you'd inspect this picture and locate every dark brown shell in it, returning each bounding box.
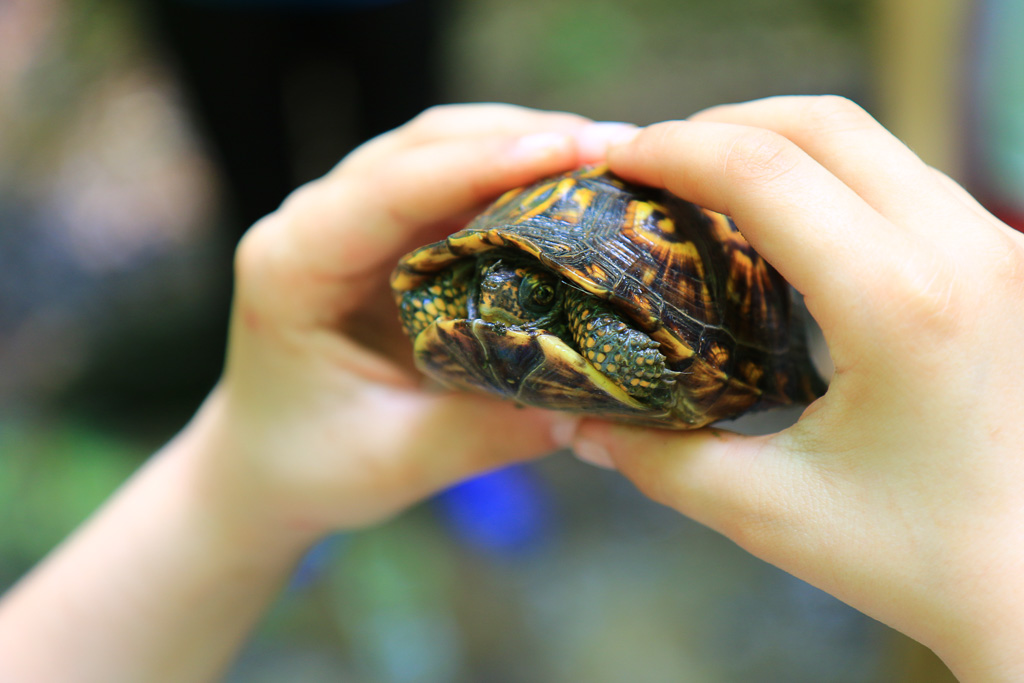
[391,165,824,427]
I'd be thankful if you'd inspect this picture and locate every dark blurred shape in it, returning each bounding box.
[143,0,446,233]
[56,0,445,432]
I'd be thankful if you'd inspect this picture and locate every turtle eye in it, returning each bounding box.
[519,271,558,315]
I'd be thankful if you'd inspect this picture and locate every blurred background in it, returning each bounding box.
[2,0,1017,679]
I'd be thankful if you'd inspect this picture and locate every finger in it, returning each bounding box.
[299,131,585,276]
[606,120,898,316]
[689,96,1000,238]
[571,420,821,565]
[283,389,576,531]
[235,129,583,310]
[397,103,591,144]
[348,103,591,163]
[346,103,634,182]
[400,394,577,495]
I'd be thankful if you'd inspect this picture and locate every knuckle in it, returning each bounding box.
[407,103,456,130]
[722,128,801,186]
[990,232,1024,287]
[866,228,1024,347]
[233,217,277,294]
[880,248,966,337]
[406,103,507,134]
[232,186,314,301]
[973,233,1024,326]
[801,95,876,135]
[408,103,531,132]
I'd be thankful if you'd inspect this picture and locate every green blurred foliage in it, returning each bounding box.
[529,1,641,87]
[0,421,140,579]
[448,0,869,125]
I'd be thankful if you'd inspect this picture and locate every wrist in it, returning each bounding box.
[165,388,325,562]
[0,390,314,683]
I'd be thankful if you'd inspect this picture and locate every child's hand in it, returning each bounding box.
[572,96,1024,680]
[0,105,638,683]
[194,105,628,540]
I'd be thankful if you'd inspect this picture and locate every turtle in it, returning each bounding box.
[389,164,825,429]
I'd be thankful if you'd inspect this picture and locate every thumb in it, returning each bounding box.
[401,393,578,490]
[571,420,813,554]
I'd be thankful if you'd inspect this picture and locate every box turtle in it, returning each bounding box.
[390,165,825,429]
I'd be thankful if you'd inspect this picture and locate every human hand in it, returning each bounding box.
[1,105,652,683]
[571,96,1024,680]
[189,105,632,544]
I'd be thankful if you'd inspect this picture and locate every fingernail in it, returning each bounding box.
[577,122,639,160]
[514,131,573,158]
[573,439,616,470]
[550,414,580,449]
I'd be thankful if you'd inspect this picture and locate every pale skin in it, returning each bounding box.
[0,104,609,683]
[0,97,1022,681]
[573,96,1024,681]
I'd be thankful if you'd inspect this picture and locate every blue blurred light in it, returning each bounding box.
[287,533,347,591]
[435,464,555,559]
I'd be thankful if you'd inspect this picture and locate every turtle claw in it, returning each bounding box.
[659,368,682,386]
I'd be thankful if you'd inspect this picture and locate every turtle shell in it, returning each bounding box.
[390,165,825,428]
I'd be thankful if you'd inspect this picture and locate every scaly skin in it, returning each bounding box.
[562,288,676,404]
[401,254,678,408]
[398,263,471,339]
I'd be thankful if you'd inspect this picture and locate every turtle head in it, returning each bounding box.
[392,251,567,339]
[471,255,564,332]
[393,253,659,422]
[393,248,676,416]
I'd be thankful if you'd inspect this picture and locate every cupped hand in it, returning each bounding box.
[194,105,631,540]
[571,96,1024,679]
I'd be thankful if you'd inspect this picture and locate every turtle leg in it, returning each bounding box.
[563,288,678,404]
[397,263,471,339]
